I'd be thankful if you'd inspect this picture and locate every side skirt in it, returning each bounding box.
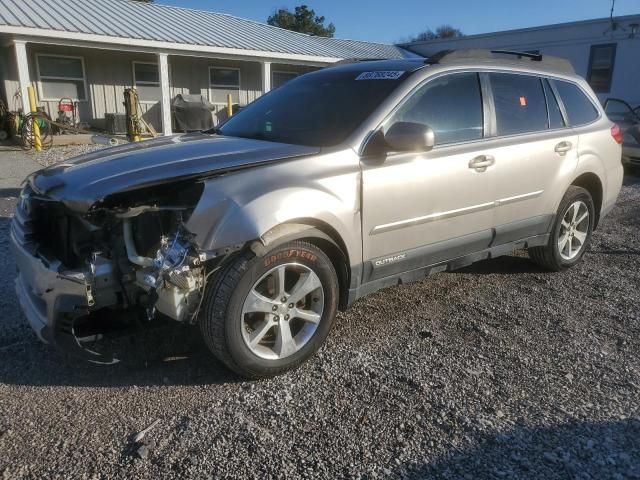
[347,231,550,307]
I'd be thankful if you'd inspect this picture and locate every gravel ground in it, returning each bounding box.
[0,146,639,479]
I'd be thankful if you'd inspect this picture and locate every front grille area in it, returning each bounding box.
[13,187,96,269]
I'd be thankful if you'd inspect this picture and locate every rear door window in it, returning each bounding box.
[553,80,599,126]
[543,79,565,129]
[489,73,548,136]
[388,72,483,145]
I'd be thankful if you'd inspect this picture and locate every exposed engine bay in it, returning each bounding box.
[18,180,231,363]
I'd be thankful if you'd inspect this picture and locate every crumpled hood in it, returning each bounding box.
[30,132,320,213]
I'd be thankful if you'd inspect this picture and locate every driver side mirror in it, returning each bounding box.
[384,122,435,153]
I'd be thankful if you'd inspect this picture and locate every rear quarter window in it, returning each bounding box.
[489,73,548,136]
[553,80,599,127]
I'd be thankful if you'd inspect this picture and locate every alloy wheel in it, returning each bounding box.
[241,263,325,360]
[557,200,589,261]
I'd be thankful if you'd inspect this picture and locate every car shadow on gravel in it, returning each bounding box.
[453,254,546,275]
[400,419,640,479]
[0,321,241,388]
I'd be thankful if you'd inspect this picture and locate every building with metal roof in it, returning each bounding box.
[0,0,410,135]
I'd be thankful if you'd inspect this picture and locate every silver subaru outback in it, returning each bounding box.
[10,50,623,378]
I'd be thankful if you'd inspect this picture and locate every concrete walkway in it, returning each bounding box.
[0,146,42,192]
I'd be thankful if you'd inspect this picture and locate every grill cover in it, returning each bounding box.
[172,94,215,132]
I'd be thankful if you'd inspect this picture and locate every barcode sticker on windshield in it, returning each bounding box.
[356,71,405,81]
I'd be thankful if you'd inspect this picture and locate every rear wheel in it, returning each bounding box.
[529,186,595,271]
[200,240,339,378]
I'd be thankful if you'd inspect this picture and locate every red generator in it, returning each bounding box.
[56,97,78,132]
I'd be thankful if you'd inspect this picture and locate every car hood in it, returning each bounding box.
[30,133,320,213]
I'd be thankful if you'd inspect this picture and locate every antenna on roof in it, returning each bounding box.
[603,0,626,36]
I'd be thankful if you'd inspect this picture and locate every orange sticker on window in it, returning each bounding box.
[519,96,527,106]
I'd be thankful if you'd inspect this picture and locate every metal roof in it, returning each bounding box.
[0,0,408,61]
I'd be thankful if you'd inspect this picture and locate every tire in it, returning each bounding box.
[200,240,339,378]
[529,186,595,271]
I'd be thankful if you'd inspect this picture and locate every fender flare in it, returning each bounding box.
[249,222,352,310]
[250,223,339,256]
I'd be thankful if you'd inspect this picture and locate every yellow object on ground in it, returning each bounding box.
[27,86,41,152]
[227,94,233,118]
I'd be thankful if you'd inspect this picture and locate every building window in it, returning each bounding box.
[209,67,240,104]
[36,54,87,101]
[587,44,616,93]
[133,61,161,103]
[272,71,298,89]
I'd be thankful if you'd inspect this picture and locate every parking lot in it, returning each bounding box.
[0,146,639,479]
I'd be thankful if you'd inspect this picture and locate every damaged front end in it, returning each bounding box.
[10,180,231,364]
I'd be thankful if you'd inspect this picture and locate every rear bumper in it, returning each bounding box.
[10,222,91,351]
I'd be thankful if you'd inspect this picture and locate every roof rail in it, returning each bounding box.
[425,49,575,74]
[491,50,542,61]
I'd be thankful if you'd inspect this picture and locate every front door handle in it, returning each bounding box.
[554,141,573,155]
[468,155,495,172]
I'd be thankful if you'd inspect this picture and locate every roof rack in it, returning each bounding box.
[425,49,575,74]
[491,50,542,61]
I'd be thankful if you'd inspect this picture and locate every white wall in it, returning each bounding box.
[404,15,640,105]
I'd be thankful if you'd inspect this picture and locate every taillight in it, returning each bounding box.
[611,124,623,144]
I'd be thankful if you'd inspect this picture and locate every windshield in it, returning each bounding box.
[217,68,408,147]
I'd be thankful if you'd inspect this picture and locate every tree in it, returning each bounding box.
[267,5,336,38]
[410,24,464,42]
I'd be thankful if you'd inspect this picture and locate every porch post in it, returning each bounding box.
[14,40,31,114]
[262,61,271,94]
[158,52,172,136]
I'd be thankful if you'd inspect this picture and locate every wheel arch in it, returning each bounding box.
[570,172,603,228]
[250,220,352,310]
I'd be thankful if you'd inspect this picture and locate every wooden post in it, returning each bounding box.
[158,53,172,136]
[14,40,31,115]
[262,61,271,94]
[124,88,141,142]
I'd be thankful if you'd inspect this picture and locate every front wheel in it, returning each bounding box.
[529,186,595,271]
[200,240,339,378]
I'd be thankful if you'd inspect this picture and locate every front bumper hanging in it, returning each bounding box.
[10,225,117,364]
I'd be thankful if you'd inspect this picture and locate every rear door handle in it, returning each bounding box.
[468,155,495,172]
[554,141,573,155]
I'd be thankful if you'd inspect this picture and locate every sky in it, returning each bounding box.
[158,0,639,44]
